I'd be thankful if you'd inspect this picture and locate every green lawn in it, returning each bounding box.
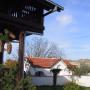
[36,86,90,90]
[80,87,90,90]
[36,86,63,90]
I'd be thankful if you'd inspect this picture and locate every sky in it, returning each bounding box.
[4,0,90,61]
[42,0,90,60]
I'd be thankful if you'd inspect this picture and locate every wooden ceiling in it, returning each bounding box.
[0,0,63,40]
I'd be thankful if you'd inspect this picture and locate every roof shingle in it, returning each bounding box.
[26,57,60,68]
[25,57,75,68]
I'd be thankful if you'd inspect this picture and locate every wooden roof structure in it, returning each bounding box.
[0,0,64,84]
[0,0,63,40]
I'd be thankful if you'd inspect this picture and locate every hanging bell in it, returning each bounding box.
[7,42,12,54]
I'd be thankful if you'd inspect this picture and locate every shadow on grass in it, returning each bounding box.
[36,86,64,90]
[80,87,90,90]
[36,86,90,90]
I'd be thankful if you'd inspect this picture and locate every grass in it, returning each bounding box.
[36,86,63,90]
[80,87,90,90]
[36,86,90,90]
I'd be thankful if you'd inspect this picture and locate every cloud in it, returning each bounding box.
[56,14,73,26]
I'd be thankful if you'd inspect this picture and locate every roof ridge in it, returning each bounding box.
[26,57,61,68]
[28,56,60,60]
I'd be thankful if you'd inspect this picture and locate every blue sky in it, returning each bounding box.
[4,0,90,61]
[42,0,90,60]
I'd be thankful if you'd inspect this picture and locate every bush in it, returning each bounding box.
[0,62,36,90]
[5,59,18,69]
[15,76,36,90]
[63,82,80,90]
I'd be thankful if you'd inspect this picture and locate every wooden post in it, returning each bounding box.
[51,69,61,90]
[18,31,25,89]
[0,40,5,90]
[0,40,5,64]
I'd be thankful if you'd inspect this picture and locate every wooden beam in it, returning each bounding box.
[0,40,5,64]
[18,31,25,90]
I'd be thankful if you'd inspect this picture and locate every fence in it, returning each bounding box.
[75,76,90,87]
[31,75,90,87]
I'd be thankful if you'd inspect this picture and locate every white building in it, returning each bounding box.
[24,57,74,76]
[24,57,90,86]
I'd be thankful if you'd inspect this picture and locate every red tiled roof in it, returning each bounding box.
[63,60,72,66]
[26,57,60,68]
[63,59,77,67]
[25,57,75,68]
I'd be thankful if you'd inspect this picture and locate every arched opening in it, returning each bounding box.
[35,71,45,76]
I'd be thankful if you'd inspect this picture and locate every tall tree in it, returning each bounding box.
[25,37,64,58]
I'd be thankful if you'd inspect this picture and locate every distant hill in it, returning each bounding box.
[69,59,90,67]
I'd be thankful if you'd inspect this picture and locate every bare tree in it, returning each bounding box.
[25,37,64,58]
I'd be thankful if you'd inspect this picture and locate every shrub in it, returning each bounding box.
[15,76,36,90]
[0,61,36,90]
[5,59,18,69]
[63,82,80,90]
